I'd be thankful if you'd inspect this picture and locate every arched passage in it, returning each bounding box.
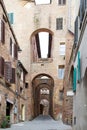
[32,74,54,118]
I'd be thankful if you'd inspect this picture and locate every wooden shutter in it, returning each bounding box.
[10,38,12,55]
[50,0,52,3]
[73,68,77,92]
[80,0,83,26]
[8,13,14,24]
[35,34,41,58]
[59,0,61,4]
[77,51,81,82]
[23,71,25,83]
[4,62,12,82]
[74,16,78,45]
[14,44,18,59]
[11,68,15,83]
[63,0,66,4]
[48,33,52,58]
[0,19,5,43]
[86,0,87,8]
[0,56,4,77]
[56,18,63,30]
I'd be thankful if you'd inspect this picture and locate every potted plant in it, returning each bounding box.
[1,116,11,128]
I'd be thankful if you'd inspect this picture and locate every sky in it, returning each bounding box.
[39,32,49,58]
[35,0,50,5]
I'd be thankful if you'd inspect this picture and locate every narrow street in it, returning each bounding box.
[0,115,72,130]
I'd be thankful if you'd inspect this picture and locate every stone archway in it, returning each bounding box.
[30,28,54,62]
[32,74,54,118]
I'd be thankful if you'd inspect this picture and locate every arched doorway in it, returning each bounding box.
[32,74,54,118]
[40,99,49,115]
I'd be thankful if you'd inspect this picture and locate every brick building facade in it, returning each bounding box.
[3,0,75,122]
[0,0,29,127]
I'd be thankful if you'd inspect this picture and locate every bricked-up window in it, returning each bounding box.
[0,56,4,77]
[0,19,5,43]
[4,62,12,82]
[58,0,66,5]
[56,18,63,30]
[11,68,15,83]
[58,65,65,79]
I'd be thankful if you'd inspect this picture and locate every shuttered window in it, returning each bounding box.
[80,0,87,27]
[58,0,66,5]
[77,51,81,82]
[0,56,4,77]
[10,38,12,55]
[56,18,63,30]
[0,19,5,43]
[11,68,15,83]
[4,62,12,82]
[14,44,18,59]
[23,72,25,83]
[74,16,79,45]
[73,68,77,92]
[8,13,14,24]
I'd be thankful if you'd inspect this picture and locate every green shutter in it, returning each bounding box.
[73,68,77,92]
[77,51,81,82]
[8,13,14,24]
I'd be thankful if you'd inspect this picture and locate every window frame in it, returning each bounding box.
[58,0,66,5]
[58,65,65,79]
[59,42,66,56]
[56,18,63,30]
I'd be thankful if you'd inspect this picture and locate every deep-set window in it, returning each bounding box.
[58,65,65,79]
[59,42,66,55]
[56,18,63,30]
[10,38,18,59]
[58,0,66,5]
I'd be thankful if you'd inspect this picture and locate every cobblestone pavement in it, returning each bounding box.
[0,115,72,130]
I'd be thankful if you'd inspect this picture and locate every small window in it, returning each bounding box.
[8,13,14,24]
[4,62,12,83]
[58,65,65,79]
[59,90,63,100]
[58,0,66,5]
[56,18,63,30]
[59,42,66,55]
[21,71,23,81]
[10,38,12,55]
[0,19,5,43]
[0,56,4,77]
[25,82,28,88]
